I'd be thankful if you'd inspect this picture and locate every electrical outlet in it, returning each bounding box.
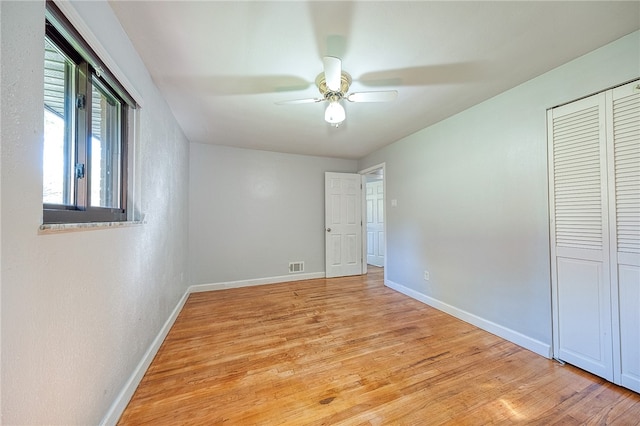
[423,270,430,281]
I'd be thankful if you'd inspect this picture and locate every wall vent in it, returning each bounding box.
[289,261,304,273]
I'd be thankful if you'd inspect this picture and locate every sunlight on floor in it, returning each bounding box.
[499,398,526,420]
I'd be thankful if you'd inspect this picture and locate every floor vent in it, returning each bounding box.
[289,261,304,273]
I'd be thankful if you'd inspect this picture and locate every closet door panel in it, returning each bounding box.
[556,257,611,378]
[618,264,640,392]
[612,82,640,392]
[613,83,640,257]
[549,93,613,381]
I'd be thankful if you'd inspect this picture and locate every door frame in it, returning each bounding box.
[359,163,387,280]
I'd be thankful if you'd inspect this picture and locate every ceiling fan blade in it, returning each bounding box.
[308,2,353,59]
[346,90,398,103]
[275,97,323,105]
[358,63,482,87]
[323,56,342,92]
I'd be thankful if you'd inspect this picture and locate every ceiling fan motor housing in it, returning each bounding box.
[316,71,352,101]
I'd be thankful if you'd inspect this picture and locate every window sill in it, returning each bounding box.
[39,220,145,234]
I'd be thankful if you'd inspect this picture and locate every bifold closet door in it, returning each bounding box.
[548,93,614,381]
[610,82,640,392]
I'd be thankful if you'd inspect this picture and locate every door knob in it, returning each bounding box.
[326,227,331,232]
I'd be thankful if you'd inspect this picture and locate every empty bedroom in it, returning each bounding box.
[1,1,639,424]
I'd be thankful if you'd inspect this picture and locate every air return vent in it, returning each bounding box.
[289,261,304,273]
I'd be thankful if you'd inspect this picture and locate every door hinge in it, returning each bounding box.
[75,163,85,179]
[76,94,86,109]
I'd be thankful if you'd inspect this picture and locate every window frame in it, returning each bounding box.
[43,1,134,224]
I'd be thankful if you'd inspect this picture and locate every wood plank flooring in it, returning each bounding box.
[118,267,640,425]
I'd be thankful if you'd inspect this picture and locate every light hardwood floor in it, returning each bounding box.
[118,267,640,425]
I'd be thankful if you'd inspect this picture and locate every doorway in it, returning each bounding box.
[360,164,386,275]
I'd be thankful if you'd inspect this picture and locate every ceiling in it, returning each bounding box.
[109,1,640,159]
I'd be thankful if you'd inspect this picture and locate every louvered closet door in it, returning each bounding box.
[548,93,613,381]
[610,81,640,392]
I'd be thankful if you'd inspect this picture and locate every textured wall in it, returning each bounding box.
[1,1,190,424]
[189,143,357,284]
[359,31,640,347]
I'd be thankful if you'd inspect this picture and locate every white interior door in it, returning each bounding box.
[325,172,362,278]
[366,179,384,267]
[548,92,614,381]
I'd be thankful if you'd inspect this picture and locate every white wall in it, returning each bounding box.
[1,1,190,424]
[359,31,640,352]
[189,143,357,284]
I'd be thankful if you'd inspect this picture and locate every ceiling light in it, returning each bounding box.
[325,101,345,125]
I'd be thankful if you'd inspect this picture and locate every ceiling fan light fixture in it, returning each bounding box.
[325,101,345,125]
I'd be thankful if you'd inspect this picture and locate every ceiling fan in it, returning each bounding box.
[276,56,398,127]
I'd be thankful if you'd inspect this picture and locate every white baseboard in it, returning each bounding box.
[101,272,325,425]
[100,290,190,426]
[189,272,326,293]
[385,279,552,359]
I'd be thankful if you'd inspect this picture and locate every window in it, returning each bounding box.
[43,1,135,224]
